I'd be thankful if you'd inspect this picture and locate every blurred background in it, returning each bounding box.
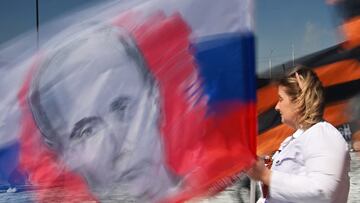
[0,0,358,202]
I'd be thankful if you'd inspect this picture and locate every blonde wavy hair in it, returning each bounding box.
[277,66,325,129]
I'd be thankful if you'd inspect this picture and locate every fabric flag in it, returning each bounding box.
[0,0,257,202]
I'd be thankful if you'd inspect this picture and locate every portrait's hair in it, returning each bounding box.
[277,66,325,129]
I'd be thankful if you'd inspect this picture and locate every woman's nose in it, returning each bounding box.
[275,102,280,112]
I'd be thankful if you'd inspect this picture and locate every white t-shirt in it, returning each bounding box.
[267,121,350,203]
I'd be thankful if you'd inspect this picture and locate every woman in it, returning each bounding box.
[247,67,350,203]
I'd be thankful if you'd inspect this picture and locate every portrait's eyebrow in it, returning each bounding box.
[109,96,131,112]
[70,116,103,139]
[109,96,133,122]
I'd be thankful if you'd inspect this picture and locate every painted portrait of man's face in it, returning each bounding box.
[28,25,178,201]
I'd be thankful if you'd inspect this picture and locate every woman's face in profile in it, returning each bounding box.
[275,85,299,129]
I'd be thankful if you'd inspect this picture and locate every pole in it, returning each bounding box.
[250,180,257,203]
[292,44,295,66]
[268,49,273,79]
[36,0,39,49]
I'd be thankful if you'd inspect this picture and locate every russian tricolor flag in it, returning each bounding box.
[0,0,256,202]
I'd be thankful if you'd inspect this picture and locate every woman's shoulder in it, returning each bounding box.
[302,121,347,149]
[304,121,339,136]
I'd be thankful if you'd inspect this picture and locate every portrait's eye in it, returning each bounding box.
[70,117,103,140]
[80,127,93,138]
[110,96,133,121]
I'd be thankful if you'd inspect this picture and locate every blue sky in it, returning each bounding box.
[0,0,343,74]
[255,0,342,74]
[0,0,99,45]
